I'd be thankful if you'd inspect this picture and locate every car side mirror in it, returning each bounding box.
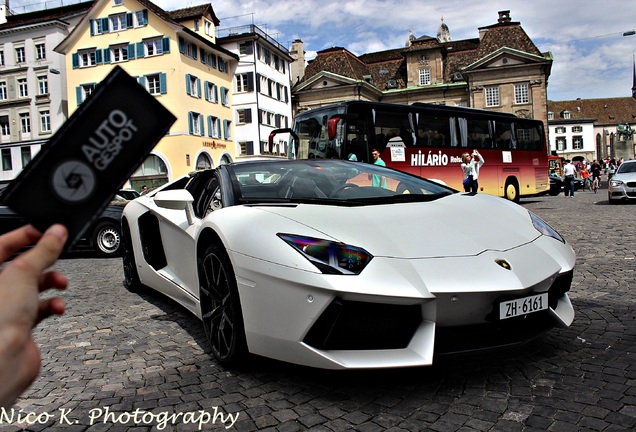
[154,189,195,225]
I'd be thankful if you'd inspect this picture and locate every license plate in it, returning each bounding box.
[500,293,548,320]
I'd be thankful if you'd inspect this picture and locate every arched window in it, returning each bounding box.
[219,154,232,165]
[196,152,212,170]
[130,154,168,191]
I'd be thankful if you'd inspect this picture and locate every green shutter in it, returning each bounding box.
[136,42,144,58]
[72,53,79,69]
[188,112,194,135]
[162,37,170,53]
[75,86,82,105]
[159,73,167,94]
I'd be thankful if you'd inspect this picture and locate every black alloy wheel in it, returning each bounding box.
[199,243,247,365]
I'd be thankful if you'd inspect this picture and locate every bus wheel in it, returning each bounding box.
[504,180,520,203]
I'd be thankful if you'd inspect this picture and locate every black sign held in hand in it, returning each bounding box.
[2,65,176,248]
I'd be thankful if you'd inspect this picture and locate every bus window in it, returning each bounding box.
[345,123,369,163]
[464,117,492,149]
[371,110,414,152]
[515,120,543,151]
[493,121,516,150]
[416,113,454,147]
[295,115,345,159]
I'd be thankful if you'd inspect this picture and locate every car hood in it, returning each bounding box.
[257,193,542,258]
[613,172,636,182]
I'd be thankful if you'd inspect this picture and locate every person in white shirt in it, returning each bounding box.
[563,159,576,197]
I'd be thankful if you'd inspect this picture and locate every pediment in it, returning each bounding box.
[463,47,549,71]
[296,71,360,92]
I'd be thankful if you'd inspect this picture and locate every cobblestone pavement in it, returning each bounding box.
[4,184,636,431]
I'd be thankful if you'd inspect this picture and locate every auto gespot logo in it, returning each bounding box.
[51,109,137,204]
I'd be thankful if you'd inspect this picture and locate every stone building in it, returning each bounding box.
[291,10,552,131]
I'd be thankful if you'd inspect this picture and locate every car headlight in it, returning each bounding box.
[278,233,373,275]
[528,211,565,243]
[610,179,623,187]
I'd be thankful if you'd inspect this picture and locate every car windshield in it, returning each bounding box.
[617,162,636,174]
[227,160,455,204]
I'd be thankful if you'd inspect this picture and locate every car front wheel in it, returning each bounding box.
[199,243,247,366]
[93,221,123,257]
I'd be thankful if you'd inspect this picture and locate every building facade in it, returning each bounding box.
[55,0,239,189]
[547,97,636,162]
[0,1,92,184]
[291,11,552,132]
[218,24,293,156]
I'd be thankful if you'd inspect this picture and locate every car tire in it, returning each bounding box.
[504,179,520,203]
[122,221,143,292]
[93,221,123,257]
[199,243,247,366]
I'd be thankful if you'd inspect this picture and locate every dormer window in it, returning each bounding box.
[562,111,571,119]
[548,112,554,120]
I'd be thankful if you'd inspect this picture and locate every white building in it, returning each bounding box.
[217,24,293,156]
[0,1,93,184]
[548,97,636,162]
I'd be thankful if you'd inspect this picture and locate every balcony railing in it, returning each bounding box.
[216,24,288,54]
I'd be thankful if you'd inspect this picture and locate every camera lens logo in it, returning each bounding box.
[51,160,96,203]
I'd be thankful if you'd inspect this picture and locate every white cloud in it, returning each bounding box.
[11,0,636,101]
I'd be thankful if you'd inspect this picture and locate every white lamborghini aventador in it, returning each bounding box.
[121,159,575,369]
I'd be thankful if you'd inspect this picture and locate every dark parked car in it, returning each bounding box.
[549,175,583,196]
[118,189,140,200]
[0,194,125,257]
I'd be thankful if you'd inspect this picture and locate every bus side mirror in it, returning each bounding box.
[327,117,340,140]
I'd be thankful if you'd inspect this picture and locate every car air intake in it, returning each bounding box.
[303,299,422,350]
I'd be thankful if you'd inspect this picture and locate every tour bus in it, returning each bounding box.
[269,101,549,201]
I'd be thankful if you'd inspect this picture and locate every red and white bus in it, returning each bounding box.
[270,101,548,201]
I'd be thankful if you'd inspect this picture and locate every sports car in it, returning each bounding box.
[122,159,575,369]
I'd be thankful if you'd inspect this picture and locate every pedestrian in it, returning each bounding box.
[580,165,589,191]
[0,224,68,408]
[371,148,387,188]
[460,150,484,193]
[563,159,576,197]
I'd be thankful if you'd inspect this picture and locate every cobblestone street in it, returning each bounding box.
[4,186,636,431]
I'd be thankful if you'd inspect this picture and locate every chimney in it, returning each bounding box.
[498,10,511,24]
[289,39,306,87]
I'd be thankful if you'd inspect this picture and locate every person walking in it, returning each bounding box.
[563,159,576,197]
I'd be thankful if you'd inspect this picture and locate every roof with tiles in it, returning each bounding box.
[168,4,219,26]
[303,47,370,82]
[0,1,94,30]
[548,98,636,126]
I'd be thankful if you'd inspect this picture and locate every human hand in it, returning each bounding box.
[0,224,68,408]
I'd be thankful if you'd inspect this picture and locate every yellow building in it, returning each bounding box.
[55,0,238,190]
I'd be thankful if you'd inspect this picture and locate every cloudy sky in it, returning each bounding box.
[11,0,636,101]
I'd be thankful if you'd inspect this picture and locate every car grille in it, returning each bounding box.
[626,181,636,188]
[303,299,422,350]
